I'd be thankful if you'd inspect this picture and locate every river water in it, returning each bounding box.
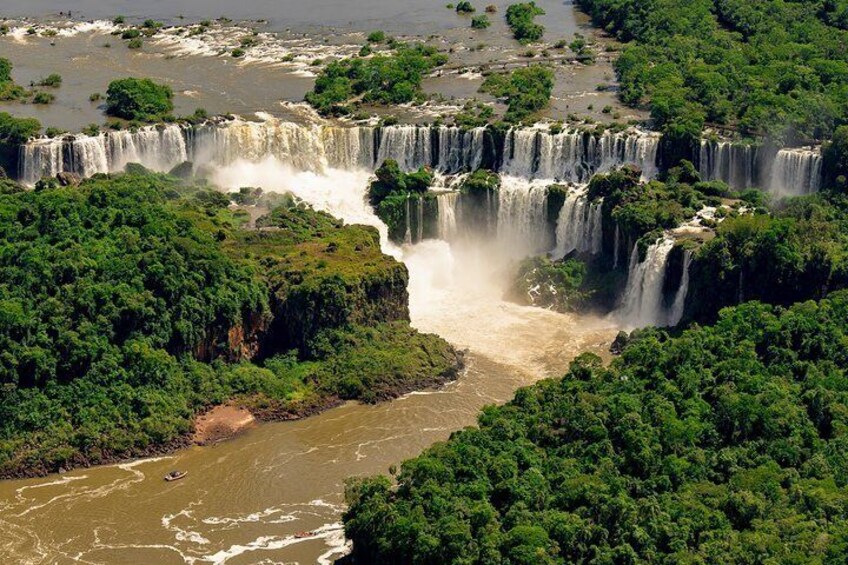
[0,2,622,562]
[0,159,615,564]
[0,1,638,131]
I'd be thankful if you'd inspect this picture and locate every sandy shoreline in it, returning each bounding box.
[193,404,258,445]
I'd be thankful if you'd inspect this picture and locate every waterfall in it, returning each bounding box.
[376,125,432,171]
[502,127,660,182]
[616,237,676,327]
[613,224,621,269]
[553,188,602,258]
[193,120,328,171]
[496,177,551,256]
[322,126,376,170]
[436,192,459,241]
[19,124,190,184]
[768,148,822,196]
[698,139,756,189]
[667,250,692,326]
[20,137,65,182]
[19,118,657,186]
[435,127,484,173]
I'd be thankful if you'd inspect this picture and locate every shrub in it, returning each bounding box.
[367,30,386,43]
[35,73,62,88]
[32,91,55,104]
[471,15,491,29]
[456,1,476,13]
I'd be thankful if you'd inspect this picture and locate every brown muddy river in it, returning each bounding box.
[0,1,640,131]
[0,239,614,563]
[0,2,625,562]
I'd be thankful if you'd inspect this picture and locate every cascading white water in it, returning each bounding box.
[553,188,602,258]
[502,126,660,182]
[616,237,676,327]
[19,119,491,185]
[19,137,64,182]
[769,148,822,196]
[20,124,191,184]
[667,249,692,327]
[496,177,551,257]
[436,192,459,241]
[698,139,756,189]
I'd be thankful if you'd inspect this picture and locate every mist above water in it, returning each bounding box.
[210,157,609,372]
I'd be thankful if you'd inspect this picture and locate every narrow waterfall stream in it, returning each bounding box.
[553,188,603,258]
[616,237,677,328]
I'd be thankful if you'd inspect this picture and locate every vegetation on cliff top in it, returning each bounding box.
[368,159,436,242]
[344,292,848,563]
[577,0,848,143]
[305,43,448,116]
[0,171,458,478]
[686,190,848,323]
[0,111,41,175]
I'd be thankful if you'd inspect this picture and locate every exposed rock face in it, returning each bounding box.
[194,309,271,362]
[266,259,410,355]
[56,171,81,186]
[194,205,417,362]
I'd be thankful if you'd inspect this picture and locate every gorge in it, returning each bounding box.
[2,0,848,563]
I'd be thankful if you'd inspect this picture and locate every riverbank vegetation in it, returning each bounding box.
[0,171,459,478]
[577,0,848,144]
[344,291,848,563]
[305,43,448,116]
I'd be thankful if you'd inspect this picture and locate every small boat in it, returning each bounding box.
[294,531,314,539]
[164,470,188,482]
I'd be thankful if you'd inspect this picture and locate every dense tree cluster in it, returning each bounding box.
[0,172,457,477]
[587,163,757,254]
[505,2,546,43]
[344,292,848,563]
[686,191,848,323]
[509,256,589,312]
[367,159,436,241]
[480,66,554,122]
[577,0,848,144]
[106,77,175,122]
[305,43,447,116]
